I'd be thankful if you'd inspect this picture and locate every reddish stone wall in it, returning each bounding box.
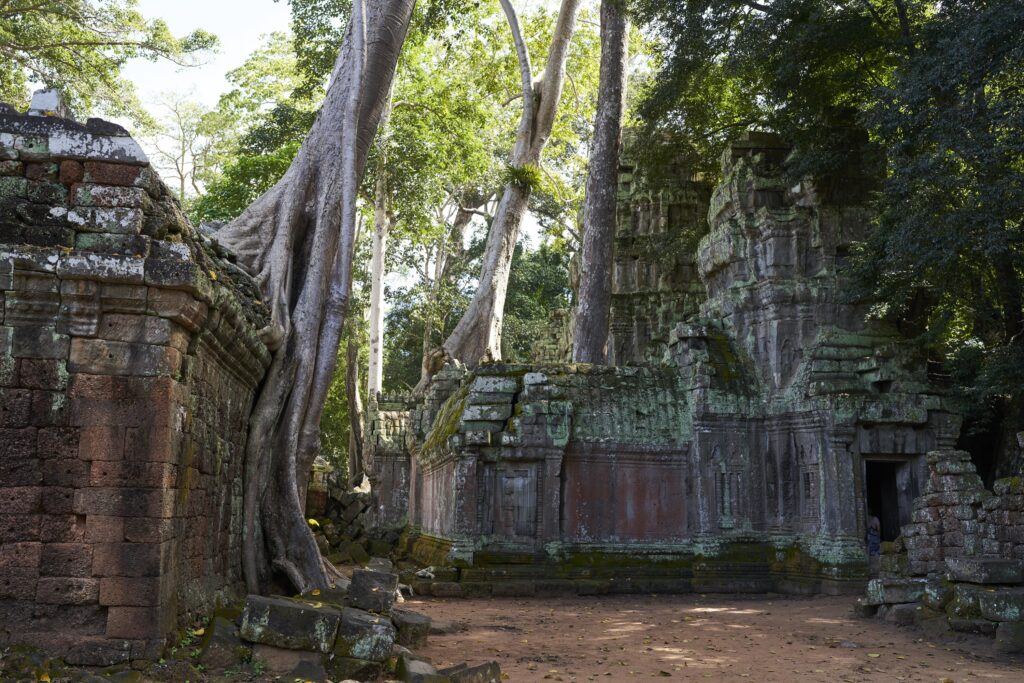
[0,99,269,664]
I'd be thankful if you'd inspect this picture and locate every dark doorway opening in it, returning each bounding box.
[864,459,918,542]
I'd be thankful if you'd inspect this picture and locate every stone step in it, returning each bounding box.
[978,587,1024,622]
[945,558,1024,585]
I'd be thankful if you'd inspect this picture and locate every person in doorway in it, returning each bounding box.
[866,510,881,576]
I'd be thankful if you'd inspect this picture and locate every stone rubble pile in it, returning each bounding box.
[200,564,501,682]
[856,450,1024,653]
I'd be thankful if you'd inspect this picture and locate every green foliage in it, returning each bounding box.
[0,0,216,123]
[631,0,909,181]
[503,163,545,192]
[846,0,1024,411]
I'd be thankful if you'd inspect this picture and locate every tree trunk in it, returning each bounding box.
[573,0,628,364]
[217,0,415,594]
[367,88,395,402]
[346,336,365,487]
[442,0,583,367]
[367,169,390,402]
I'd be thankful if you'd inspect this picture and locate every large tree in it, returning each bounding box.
[218,0,416,594]
[573,0,628,363]
[439,0,583,367]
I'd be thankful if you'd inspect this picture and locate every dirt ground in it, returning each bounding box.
[407,594,1024,682]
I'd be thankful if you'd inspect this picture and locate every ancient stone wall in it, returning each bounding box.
[607,138,710,365]
[372,133,960,598]
[859,450,1024,652]
[0,95,269,664]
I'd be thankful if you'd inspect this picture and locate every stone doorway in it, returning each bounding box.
[863,458,920,542]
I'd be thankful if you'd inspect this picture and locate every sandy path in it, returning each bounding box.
[406,594,1023,682]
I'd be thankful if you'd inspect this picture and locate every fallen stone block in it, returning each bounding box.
[995,622,1024,654]
[881,578,927,604]
[252,644,327,680]
[852,598,878,618]
[396,653,449,683]
[443,661,502,683]
[392,608,431,648]
[197,616,248,670]
[239,594,340,653]
[946,558,1024,585]
[884,602,919,627]
[977,587,1024,622]
[327,656,382,681]
[346,568,398,613]
[333,607,396,662]
[947,618,997,636]
[920,577,954,611]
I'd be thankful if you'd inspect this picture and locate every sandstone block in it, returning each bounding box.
[995,622,1024,654]
[326,656,381,681]
[443,661,503,683]
[392,608,431,648]
[198,616,248,670]
[333,607,396,662]
[35,576,98,605]
[396,654,447,683]
[73,183,146,208]
[40,542,92,577]
[977,587,1024,622]
[105,605,164,638]
[83,161,141,186]
[91,541,168,577]
[239,594,341,653]
[346,568,398,613]
[945,557,1024,585]
[68,338,182,377]
[98,577,165,606]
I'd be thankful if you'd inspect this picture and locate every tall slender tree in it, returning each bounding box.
[218,0,416,594]
[440,0,583,367]
[573,0,628,364]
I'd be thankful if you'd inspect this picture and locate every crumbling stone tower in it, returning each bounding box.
[371,132,960,597]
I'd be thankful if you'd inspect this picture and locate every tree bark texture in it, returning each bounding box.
[346,336,365,487]
[441,0,583,368]
[217,0,415,594]
[573,0,628,364]
[367,88,395,403]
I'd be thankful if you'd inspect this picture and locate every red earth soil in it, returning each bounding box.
[407,594,1024,682]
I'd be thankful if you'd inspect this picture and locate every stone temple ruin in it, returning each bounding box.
[1,90,1022,671]
[370,131,962,597]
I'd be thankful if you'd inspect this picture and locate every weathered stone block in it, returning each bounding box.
[333,607,396,662]
[39,542,92,577]
[977,587,1024,622]
[326,656,382,681]
[198,616,248,670]
[396,654,448,683]
[35,576,98,604]
[945,557,1024,585]
[995,622,1024,654]
[239,594,341,653]
[392,608,431,648]
[883,602,918,627]
[346,568,398,613]
[444,661,503,683]
[251,644,327,679]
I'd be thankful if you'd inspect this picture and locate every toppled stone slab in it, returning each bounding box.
[347,568,399,613]
[252,644,327,680]
[333,607,396,662]
[441,661,503,683]
[995,622,1024,654]
[197,616,248,670]
[946,558,1024,585]
[865,578,927,605]
[239,594,340,653]
[327,656,382,681]
[396,654,448,683]
[393,608,431,648]
[977,587,1024,622]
